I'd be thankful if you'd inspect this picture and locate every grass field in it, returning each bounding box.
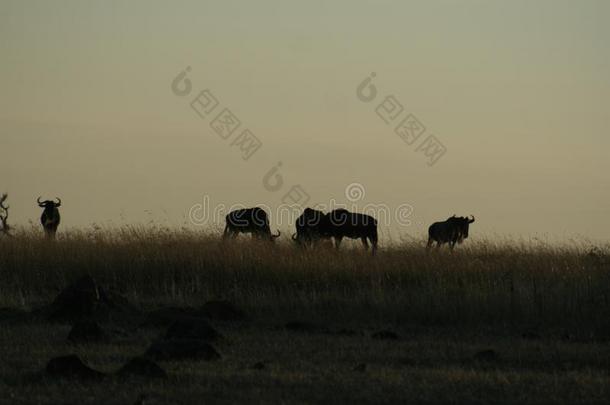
[1,227,610,404]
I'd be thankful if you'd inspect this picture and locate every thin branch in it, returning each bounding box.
[0,193,11,235]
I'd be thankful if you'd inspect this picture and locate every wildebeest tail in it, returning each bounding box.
[222,223,230,239]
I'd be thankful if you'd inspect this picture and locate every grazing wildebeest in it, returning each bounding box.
[323,209,378,255]
[223,207,280,241]
[291,207,329,248]
[427,215,475,251]
[37,197,61,238]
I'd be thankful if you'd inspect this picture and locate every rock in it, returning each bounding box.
[42,275,136,323]
[45,355,105,380]
[371,330,399,340]
[145,339,221,361]
[353,363,367,372]
[0,307,29,323]
[67,320,107,343]
[164,317,220,342]
[250,361,266,370]
[117,357,167,379]
[473,349,499,362]
[284,321,324,333]
[133,394,147,405]
[201,300,246,321]
[46,275,104,321]
[334,329,361,336]
[399,358,417,366]
[522,331,541,340]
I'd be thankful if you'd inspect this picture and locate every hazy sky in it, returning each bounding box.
[1,0,609,242]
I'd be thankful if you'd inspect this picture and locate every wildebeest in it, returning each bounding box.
[37,197,61,238]
[427,215,475,251]
[325,209,378,255]
[223,207,280,241]
[293,208,378,255]
[291,207,328,248]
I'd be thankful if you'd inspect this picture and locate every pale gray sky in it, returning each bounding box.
[1,0,609,241]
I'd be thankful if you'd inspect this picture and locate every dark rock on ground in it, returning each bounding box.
[0,307,30,323]
[371,330,399,340]
[334,328,362,336]
[164,317,220,342]
[117,357,167,379]
[133,394,148,405]
[473,349,499,362]
[45,355,105,380]
[201,300,245,321]
[399,358,417,366]
[145,339,221,361]
[39,275,138,324]
[522,331,542,340]
[285,321,326,333]
[250,361,266,370]
[67,320,107,343]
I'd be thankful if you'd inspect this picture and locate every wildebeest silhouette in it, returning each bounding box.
[293,208,378,255]
[291,207,329,248]
[37,197,61,238]
[427,215,475,251]
[325,209,378,255]
[223,207,280,241]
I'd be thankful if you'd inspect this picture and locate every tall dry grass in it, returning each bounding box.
[1,226,609,332]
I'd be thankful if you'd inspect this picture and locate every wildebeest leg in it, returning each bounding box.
[334,237,343,250]
[361,237,369,250]
[370,238,377,256]
[426,238,434,252]
[369,228,378,256]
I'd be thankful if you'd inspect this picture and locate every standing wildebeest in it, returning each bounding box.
[223,207,280,241]
[37,197,61,238]
[324,209,378,255]
[427,215,475,251]
[292,208,378,254]
[291,207,329,248]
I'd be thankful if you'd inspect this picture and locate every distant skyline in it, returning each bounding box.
[2,0,609,242]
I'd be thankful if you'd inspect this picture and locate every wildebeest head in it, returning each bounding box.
[37,196,61,210]
[446,214,475,243]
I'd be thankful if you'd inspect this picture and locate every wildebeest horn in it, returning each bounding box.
[291,232,298,241]
[55,197,61,207]
[37,196,44,207]
[469,215,475,223]
[272,230,281,239]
